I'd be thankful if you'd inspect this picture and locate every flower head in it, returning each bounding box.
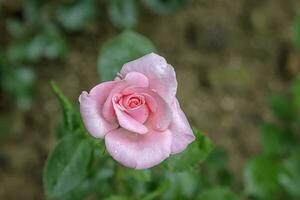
[79,53,195,169]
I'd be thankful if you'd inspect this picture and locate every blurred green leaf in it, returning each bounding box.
[162,171,198,200]
[244,156,281,199]
[23,0,44,24]
[0,116,11,138]
[6,18,25,38]
[27,26,68,61]
[0,63,36,109]
[122,168,152,197]
[108,0,139,29]
[269,95,294,123]
[7,40,31,63]
[292,75,300,108]
[58,179,92,200]
[103,196,130,200]
[279,149,300,198]
[166,128,213,171]
[142,181,169,200]
[43,135,92,198]
[7,26,67,63]
[143,0,187,14]
[293,14,300,51]
[204,149,233,187]
[56,0,98,31]
[260,123,294,156]
[51,81,84,133]
[97,30,155,81]
[197,187,239,200]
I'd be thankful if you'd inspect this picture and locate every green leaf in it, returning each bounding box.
[56,0,98,32]
[103,196,130,200]
[260,123,294,156]
[0,64,36,109]
[293,14,300,51]
[143,0,187,14]
[97,30,155,81]
[244,156,281,199]
[292,75,300,108]
[204,149,233,187]
[6,18,25,38]
[107,0,139,29]
[197,187,239,200]
[51,81,83,133]
[23,0,43,24]
[166,128,214,171]
[7,26,68,63]
[268,95,294,123]
[58,179,92,200]
[142,181,169,200]
[279,149,300,198]
[162,171,198,200]
[43,135,93,198]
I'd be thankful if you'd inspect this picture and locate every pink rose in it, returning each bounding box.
[79,53,195,169]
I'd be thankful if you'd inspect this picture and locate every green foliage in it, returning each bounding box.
[7,26,68,63]
[242,75,300,200]
[50,81,84,133]
[162,171,199,200]
[269,95,294,123]
[58,179,93,200]
[293,13,300,51]
[108,0,139,29]
[244,156,281,199]
[291,75,300,108]
[56,0,98,32]
[0,55,36,109]
[166,128,214,171]
[203,149,234,187]
[278,148,300,198]
[97,30,155,81]
[143,0,187,14]
[103,196,130,200]
[260,123,294,157]
[43,135,93,198]
[197,187,239,200]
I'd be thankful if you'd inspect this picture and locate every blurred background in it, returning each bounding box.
[1,0,300,199]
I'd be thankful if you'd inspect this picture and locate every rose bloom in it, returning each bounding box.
[79,53,195,169]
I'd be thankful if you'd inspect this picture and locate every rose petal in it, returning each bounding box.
[122,87,172,131]
[79,83,118,138]
[125,72,149,88]
[102,81,128,122]
[120,53,177,104]
[125,104,149,124]
[113,95,148,134]
[169,99,195,154]
[102,73,149,122]
[105,128,172,169]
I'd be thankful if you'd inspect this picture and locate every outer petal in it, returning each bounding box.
[105,128,172,169]
[79,82,118,138]
[122,87,172,131]
[169,99,195,154]
[120,53,177,104]
[124,72,149,88]
[112,96,148,134]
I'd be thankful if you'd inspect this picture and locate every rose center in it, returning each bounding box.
[128,97,142,108]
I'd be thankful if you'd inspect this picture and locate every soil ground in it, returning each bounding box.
[1,0,300,199]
